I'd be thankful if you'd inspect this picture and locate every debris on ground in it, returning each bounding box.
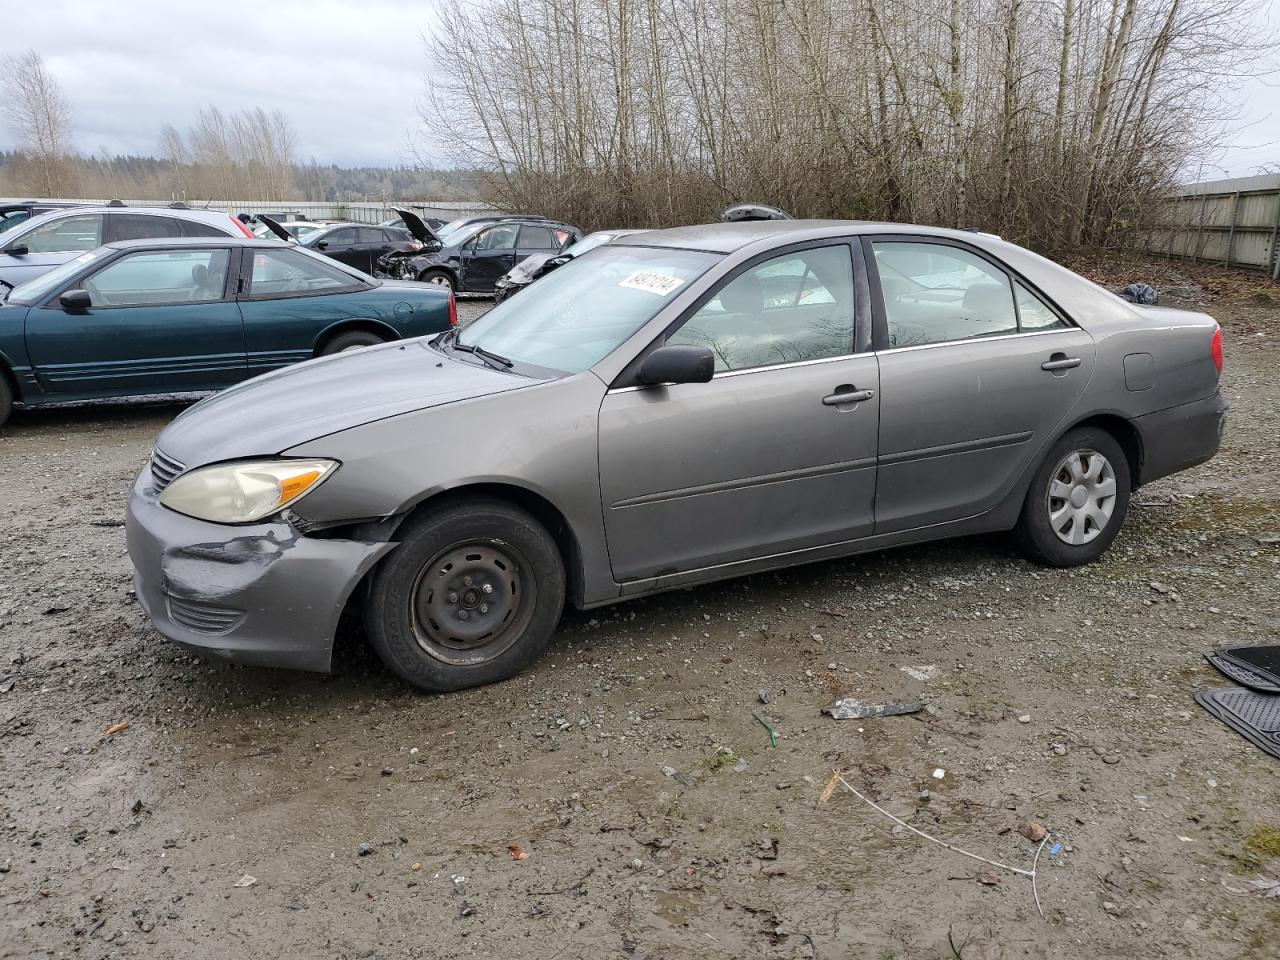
[103,722,129,736]
[233,874,257,888]
[508,844,530,861]
[1018,820,1048,843]
[900,664,938,682]
[822,698,925,720]
[752,712,778,746]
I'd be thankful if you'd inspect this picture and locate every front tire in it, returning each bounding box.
[1015,427,1131,567]
[364,498,566,692]
[418,268,456,293]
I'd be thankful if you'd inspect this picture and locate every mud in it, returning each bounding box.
[1,295,1278,959]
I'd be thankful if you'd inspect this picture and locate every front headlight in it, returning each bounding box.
[158,459,338,524]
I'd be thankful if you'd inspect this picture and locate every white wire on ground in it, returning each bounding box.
[831,773,1048,919]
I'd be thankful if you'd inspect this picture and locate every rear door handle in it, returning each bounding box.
[1041,357,1081,371]
[822,388,874,406]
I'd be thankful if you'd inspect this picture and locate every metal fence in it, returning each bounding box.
[1143,173,1280,278]
[1,197,498,225]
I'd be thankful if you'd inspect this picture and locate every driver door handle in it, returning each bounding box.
[1041,356,1081,371]
[823,388,874,406]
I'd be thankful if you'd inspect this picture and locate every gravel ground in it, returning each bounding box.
[1,287,1278,959]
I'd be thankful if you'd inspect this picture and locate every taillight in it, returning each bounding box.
[230,215,254,238]
[448,291,457,327]
[1211,326,1223,374]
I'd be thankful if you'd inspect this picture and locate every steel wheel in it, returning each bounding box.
[1046,449,1117,545]
[409,541,536,666]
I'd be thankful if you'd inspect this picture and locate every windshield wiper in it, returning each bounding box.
[454,341,514,370]
[0,277,12,301]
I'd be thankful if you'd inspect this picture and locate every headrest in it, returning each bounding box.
[191,263,208,284]
[962,282,1010,315]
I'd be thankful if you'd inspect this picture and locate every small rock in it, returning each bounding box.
[757,689,771,704]
[381,767,394,777]
[1018,714,1031,724]
[1149,581,1171,595]
[357,842,375,857]
[1017,820,1047,842]
[1052,743,1068,756]
[1103,900,1121,915]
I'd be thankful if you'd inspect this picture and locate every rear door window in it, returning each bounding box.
[180,219,228,238]
[358,227,387,244]
[518,226,556,250]
[110,214,183,242]
[872,242,1019,347]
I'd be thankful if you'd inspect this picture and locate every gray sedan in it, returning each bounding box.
[126,221,1227,692]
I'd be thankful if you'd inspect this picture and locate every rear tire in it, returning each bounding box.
[1015,427,1130,567]
[364,498,566,693]
[418,268,456,293]
[0,375,12,430]
[320,330,387,355]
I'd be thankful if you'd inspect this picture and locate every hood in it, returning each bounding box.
[505,253,555,284]
[155,339,533,467]
[256,215,294,243]
[394,208,441,246]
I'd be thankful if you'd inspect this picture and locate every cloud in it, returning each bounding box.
[6,0,436,165]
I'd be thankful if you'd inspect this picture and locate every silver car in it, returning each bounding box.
[126,220,1227,692]
[0,205,251,289]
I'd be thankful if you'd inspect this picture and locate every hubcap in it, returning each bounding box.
[1047,449,1117,545]
[409,542,534,665]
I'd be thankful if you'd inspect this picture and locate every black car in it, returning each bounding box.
[258,217,424,274]
[381,210,580,293]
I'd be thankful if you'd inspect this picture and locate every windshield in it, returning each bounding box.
[455,245,720,374]
[6,250,107,304]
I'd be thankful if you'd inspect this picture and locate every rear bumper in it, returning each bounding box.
[125,470,394,672]
[1134,391,1228,486]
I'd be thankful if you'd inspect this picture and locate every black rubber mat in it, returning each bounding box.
[1195,687,1280,760]
[1205,653,1280,694]
[1217,645,1280,687]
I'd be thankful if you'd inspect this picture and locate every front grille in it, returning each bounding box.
[150,449,185,492]
[167,596,244,634]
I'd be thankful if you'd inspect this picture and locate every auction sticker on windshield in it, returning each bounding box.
[619,270,685,296]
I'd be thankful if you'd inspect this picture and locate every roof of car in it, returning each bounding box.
[620,219,870,253]
[13,204,241,233]
[618,218,1016,254]
[105,236,283,251]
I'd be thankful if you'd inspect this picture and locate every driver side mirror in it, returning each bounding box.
[4,244,28,256]
[636,345,715,386]
[59,289,92,311]
[315,240,328,250]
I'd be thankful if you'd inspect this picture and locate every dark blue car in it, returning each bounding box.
[0,237,455,428]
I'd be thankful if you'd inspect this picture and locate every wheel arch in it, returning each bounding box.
[1059,412,1143,490]
[312,318,400,356]
[339,481,586,612]
[417,264,459,287]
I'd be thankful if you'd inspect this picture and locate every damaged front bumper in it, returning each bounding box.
[125,470,395,672]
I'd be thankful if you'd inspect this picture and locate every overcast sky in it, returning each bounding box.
[6,0,1280,181]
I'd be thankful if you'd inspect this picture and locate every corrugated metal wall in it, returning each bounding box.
[1145,174,1280,277]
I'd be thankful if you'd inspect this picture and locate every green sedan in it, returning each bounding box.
[0,237,456,428]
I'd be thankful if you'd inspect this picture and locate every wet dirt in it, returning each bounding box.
[1,295,1278,959]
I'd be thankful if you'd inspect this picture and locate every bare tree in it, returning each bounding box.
[1,50,77,196]
[418,0,1272,250]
